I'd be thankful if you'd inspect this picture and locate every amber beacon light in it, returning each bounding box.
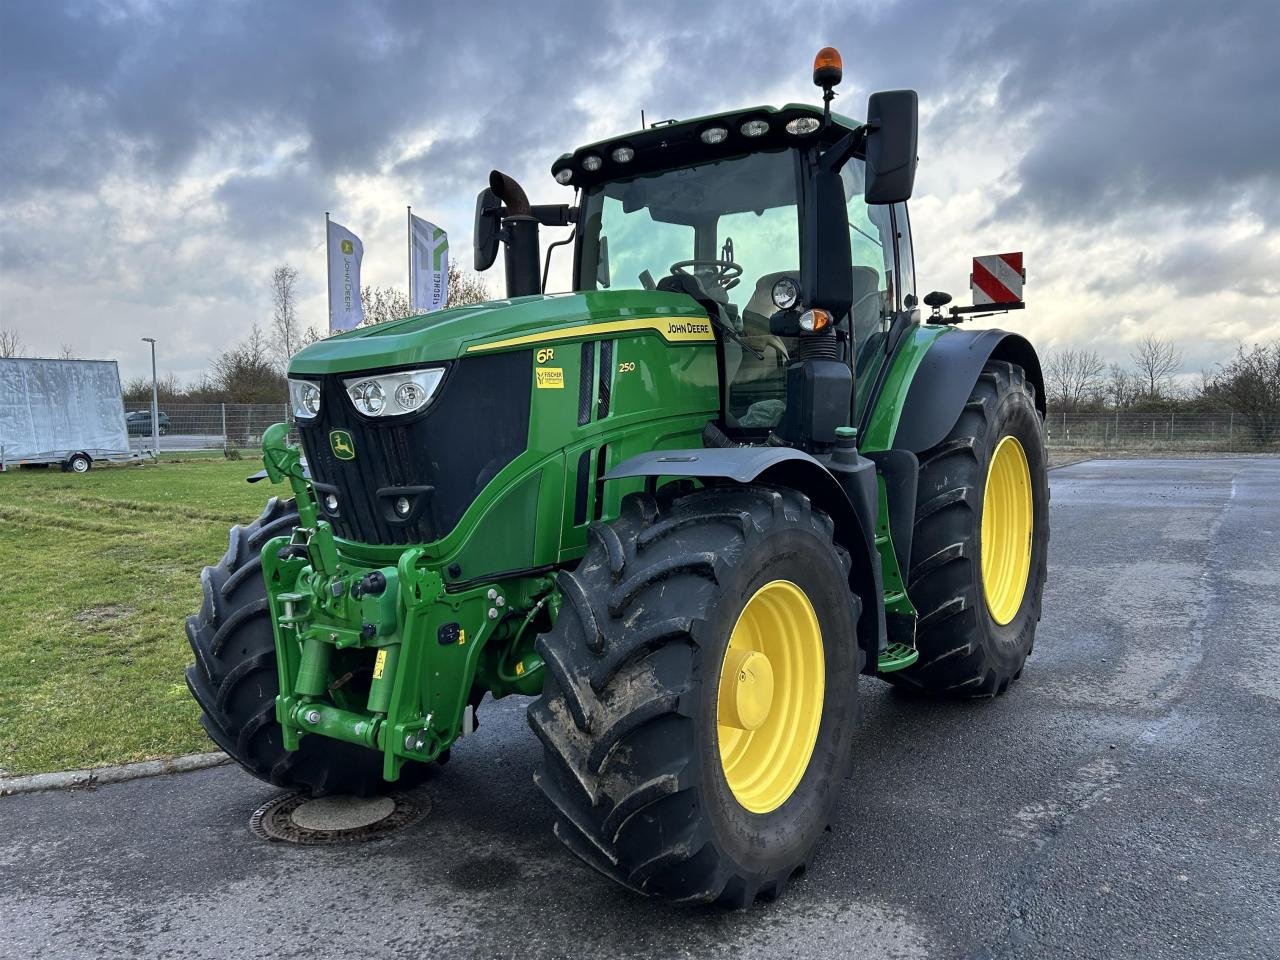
[812,47,843,88]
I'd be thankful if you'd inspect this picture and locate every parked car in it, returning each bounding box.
[125,410,170,436]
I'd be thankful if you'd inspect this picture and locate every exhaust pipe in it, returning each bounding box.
[488,170,539,297]
[489,170,531,217]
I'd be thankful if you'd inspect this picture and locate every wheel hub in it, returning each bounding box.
[717,648,775,731]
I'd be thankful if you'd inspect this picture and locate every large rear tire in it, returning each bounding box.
[184,497,428,795]
[889,359,1049,697]
[528,483,861,906]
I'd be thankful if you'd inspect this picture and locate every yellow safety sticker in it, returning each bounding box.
[372,649,387,679]
[515,660,525,676]
[535,367,565,389]
[458,629,466,645]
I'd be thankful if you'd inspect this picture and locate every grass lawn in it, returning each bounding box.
[0,460,273,774]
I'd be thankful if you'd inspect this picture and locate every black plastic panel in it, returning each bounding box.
[299,351,532,545]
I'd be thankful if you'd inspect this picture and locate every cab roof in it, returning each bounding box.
[552,102,863,190]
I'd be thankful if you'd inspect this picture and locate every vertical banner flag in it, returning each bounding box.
[327,217,365,332]
[409,212,449,312]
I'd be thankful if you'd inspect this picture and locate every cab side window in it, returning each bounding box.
[893,202,916,307]
[839,160,896,356]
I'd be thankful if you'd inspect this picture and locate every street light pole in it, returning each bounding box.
[141,337,159,460]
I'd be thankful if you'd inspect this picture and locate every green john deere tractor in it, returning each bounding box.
[186,48,1049,906]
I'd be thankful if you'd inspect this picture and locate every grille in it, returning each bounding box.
[299,351,532,545]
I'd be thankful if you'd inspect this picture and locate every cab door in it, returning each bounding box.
[838,159,913,420]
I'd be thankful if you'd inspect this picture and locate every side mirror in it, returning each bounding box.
[864,89,918,205]
[473,188,502,271]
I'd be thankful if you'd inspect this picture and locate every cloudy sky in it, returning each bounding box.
[1,0,1277,386]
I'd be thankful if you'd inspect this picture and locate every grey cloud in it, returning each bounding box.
[215,167,329,242]
[1,0,1277,383]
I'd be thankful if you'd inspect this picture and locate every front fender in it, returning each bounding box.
[605,447,886,660]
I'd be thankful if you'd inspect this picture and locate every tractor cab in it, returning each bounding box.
[566,120,911,437]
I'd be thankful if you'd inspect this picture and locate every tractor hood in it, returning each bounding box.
[288,289,710,376]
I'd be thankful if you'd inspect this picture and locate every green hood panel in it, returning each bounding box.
[288,290,709,376]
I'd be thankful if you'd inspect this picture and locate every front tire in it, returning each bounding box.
[529,484,861,906]
[184,497,427,795]
[889,359,1049,696]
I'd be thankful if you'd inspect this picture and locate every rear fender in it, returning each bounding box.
[892,329,1044,453]
[605,448,886,660]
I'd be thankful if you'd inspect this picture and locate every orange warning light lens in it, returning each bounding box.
[799,308,832,333]
[813,47,843,88]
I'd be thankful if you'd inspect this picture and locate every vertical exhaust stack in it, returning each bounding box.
[489,171,541,298]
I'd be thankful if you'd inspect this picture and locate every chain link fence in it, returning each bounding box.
[1045,411,1275,451]
[126,403,1273,456]
[125,403,295,454]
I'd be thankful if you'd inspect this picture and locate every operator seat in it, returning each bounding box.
[735,270,797,396]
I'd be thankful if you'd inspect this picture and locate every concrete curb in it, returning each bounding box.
[1049,457,1093,470]
[0,751,230,798]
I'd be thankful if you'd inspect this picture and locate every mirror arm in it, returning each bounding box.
[818,127,864,175]
[529,204,577,228]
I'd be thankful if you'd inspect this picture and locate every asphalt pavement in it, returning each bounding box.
[3,458,1278,960]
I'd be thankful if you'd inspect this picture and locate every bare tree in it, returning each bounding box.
[58,343,77,360]
[1206,341,1280,445]
[446,264,491,308]
[0,326,24,357]
[123,372,184,407]
[1130,335,1182,398]
[361,285,413,326]
[269,264,301,369]
[1103,363,1139,409]
[211,323,286,403]
[360,266,491,328]
[1044,348,1106,411]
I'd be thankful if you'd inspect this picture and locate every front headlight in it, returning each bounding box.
[342,368,445,418]
[288,378,322,420]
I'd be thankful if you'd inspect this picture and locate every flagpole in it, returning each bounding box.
[407,205,414,312]
[324,211,333,333]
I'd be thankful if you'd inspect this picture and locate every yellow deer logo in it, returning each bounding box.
[329,429,356,461]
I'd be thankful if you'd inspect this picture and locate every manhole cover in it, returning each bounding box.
[250,790,429,845]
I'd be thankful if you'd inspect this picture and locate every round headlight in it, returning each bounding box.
[740,119,770,137]
[771,277,801,310]
[611,145,635,163]
[554,168,573,185]
[700,126,729,145]
[785,116,822,136]
[289,378,322,419]
[395,381,425,411]
[581,153,603,172]
[352,380,385,415]
[300,382,320,415]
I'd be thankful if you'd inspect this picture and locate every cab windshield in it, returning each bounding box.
[577,149,800,426]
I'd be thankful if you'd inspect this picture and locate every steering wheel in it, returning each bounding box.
[670,259,743,292]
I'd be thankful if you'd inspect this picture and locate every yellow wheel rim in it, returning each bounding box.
[716,580,824,814]
[981,435,1034,625]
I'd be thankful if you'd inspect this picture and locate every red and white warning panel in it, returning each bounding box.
[970,252,1025,305]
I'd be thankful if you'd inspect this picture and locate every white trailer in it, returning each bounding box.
[0,358,139,473]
